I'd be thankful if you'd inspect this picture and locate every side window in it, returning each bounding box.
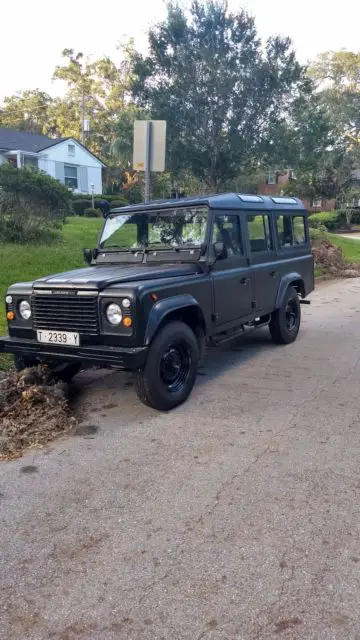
[247,214,272,252]
[293,215,306,244]
[213,214,243,258]
[276,215,306,248]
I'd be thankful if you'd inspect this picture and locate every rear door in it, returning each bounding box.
[211,211,253,328]
[274,211,314,291]
[245,212,280,315]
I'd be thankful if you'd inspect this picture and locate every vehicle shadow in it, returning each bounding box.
[197,327,276,386]
[73,327,277,409]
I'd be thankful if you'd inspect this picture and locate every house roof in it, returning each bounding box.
[0,128,105,165]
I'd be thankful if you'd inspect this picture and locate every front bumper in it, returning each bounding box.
[0,336,148,370]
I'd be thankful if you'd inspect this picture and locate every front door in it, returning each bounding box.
[246,212,280,315]
[211,212,253,328]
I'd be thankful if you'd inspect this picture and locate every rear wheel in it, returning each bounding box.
[14,354,81,383]
[269,286,301,345]
[135,321,199,411]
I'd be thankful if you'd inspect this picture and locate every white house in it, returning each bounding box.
[0,128,105,194]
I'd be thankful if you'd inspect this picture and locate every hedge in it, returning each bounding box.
[72,193,129,203]
[109,199,128,209]
[308,211,340,231]
[83,207,102,218]
[72,199,92,216]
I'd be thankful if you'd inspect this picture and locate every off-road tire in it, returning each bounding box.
[269,286,301,345]
[135,321,199,411]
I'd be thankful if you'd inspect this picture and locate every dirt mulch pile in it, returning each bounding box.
[312,238,360,278]
[0,365,77,459]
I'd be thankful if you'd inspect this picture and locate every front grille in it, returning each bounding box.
[32,294,99,334]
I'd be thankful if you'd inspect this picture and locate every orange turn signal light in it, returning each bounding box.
[123,316,133,328]
[7,311,15,321]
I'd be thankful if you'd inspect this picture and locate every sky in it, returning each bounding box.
[1,0,360,101]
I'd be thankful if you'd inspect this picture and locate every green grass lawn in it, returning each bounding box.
[330,234,360,263]
[0,217,102,369]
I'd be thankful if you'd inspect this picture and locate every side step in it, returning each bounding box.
[208,318,270,347]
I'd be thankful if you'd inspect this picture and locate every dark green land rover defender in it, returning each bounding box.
[0,194,314,410]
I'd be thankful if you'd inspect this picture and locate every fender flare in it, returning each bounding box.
[275,273,305,309]
[144,294,206,345]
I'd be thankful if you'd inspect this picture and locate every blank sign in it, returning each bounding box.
[133,120,167,172]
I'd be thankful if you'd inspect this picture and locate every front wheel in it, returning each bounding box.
[135,321,199,411]
[269,286,301,345]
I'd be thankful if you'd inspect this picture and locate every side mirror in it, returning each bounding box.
[83,248,92,265]
[213,241,226,261]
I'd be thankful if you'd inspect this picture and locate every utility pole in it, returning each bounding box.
[81,91,85,144]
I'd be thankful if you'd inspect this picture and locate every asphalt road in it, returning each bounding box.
[2,278,360,640]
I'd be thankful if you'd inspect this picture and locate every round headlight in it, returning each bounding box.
[106,303,122,326]
[19,300,31,320]
[122,298,131,309]
[5,295,13,305]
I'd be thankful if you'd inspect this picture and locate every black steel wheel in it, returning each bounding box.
[135,321,199,411]
[269,286,301,345]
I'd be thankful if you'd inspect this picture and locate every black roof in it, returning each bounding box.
[0,128,106,165]
[110,193,306,215]
[0,128,69,153]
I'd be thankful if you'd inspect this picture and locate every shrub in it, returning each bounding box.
[83,207,102,218]
[0,164,72,220]
[94,199,111,215]
[308,211,340,231]
[0,210,61,244]
[109,199,128,209]
[72,199,92,216]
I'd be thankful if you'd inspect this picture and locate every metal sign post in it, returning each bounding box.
[144,121,152,203]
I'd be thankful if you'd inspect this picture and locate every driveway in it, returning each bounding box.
[1,279,360,640]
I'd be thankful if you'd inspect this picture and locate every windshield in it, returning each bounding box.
[100,206,208,251]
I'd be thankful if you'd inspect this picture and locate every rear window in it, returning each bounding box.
[247,214,273,252]
[276,215,306,248]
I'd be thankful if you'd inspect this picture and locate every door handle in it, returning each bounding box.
[270,270,278,278]
[240,277,250,285]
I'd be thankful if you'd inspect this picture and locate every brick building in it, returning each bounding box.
[257,170,336,212]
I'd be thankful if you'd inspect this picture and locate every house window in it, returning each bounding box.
[64,164,78,189]
[68,144,75,156]
[276,215,306,248]
[247,214,272,252]
[24,156,38,168]
[312,198,322,208]
[267,171,277,185]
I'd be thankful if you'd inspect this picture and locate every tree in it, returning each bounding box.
[52,45,138,160]
[131,0,305,191]
[309,50,360,151]
[110,105,149,168]
[0,90,55,135]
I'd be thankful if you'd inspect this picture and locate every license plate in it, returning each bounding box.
[36,330,80,346]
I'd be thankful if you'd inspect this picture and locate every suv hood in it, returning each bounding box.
[33,263,198,291]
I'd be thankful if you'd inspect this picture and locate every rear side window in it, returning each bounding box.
[276,215,306,248]
[247,214,272,252]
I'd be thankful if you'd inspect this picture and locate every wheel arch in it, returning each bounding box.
[144,295,207,347]
[275,273,305,309]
